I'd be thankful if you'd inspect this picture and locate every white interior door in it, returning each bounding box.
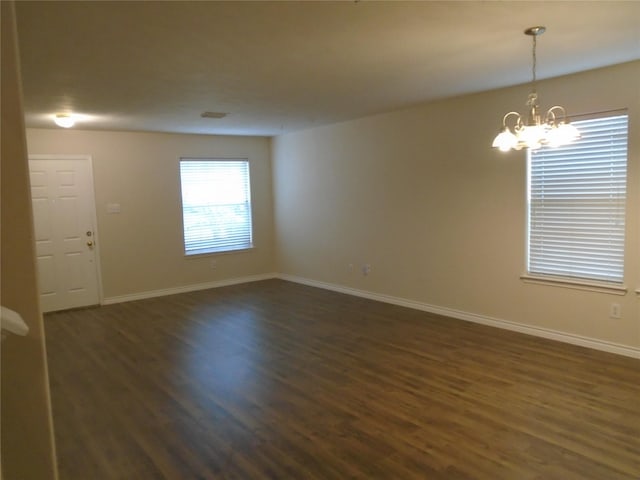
[29,155,100,312]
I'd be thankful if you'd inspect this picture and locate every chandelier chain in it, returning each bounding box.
[532,34,537,88]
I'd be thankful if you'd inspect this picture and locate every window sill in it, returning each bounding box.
[184,246,255,258]
[520,274,627,296]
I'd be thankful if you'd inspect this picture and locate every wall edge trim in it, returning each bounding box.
[277,273,640,359]
[102,273,278,305]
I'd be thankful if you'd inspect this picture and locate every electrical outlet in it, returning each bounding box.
[362,264,371,276]
[610,303,621,319]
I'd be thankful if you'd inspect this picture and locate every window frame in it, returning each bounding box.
[522,111,629,294]
[178,157,254,257]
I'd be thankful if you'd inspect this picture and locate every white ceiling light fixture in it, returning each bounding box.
[53,113,76,128]
[492,26,580,152]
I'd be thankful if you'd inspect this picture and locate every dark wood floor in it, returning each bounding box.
[45,279,640,479]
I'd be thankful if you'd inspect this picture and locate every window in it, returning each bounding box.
[527,113,628,284]
[179,159,253,255]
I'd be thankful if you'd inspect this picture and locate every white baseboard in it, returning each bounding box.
[278,274,640,359]
[102,273,278,305]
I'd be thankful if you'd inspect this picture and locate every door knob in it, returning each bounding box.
[87,241,93,247]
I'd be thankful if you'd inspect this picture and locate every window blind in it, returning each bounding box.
[179,159,253,255]
[527,114,628,283]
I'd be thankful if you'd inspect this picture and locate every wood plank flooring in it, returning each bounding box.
[44,279,640,479]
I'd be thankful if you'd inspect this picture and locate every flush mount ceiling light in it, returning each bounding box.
[53,113,75,128]
[492,26,580,152]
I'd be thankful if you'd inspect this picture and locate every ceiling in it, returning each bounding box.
[15,1,640,137]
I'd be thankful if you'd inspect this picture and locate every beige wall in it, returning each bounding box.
[1,1,58,478]
[272,61,640,351]
[26,129,275,300]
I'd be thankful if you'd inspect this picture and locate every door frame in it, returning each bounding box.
[29,154,104,307]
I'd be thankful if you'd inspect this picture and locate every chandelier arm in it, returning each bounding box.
[502,111,522,128]
[546,105,567,124]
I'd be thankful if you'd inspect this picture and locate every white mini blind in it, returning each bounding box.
[527,114,628,283]
[179,159,253,255]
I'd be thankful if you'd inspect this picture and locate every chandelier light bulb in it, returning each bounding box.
[558,122,580,142]
[546,125,564,148]
[518,124,545,149]
[492,128,518,152]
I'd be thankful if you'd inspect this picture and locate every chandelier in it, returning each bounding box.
[492,26,580,152]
